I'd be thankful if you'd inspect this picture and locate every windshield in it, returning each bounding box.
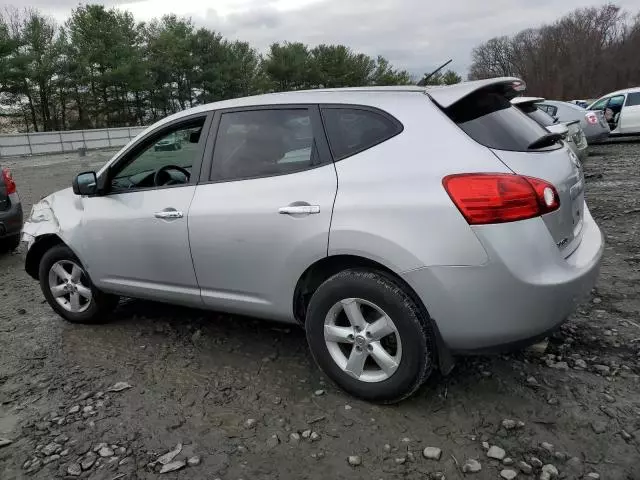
[445,89,560,152]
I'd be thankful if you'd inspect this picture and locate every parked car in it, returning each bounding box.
[22,78,604,403]
[537,100,610,144]
[568,100,592,108]
[154,132,182,151]
[511,97,588,161]
[0,166,23,252]
[588,87,640,136]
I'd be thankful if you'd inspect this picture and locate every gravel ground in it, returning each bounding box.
[0,142,639,480]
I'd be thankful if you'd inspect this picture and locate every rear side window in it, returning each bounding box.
[444,90,559,151]
[626,92,640,107]
[321,107,402,160]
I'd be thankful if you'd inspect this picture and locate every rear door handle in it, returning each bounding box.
[154,210,184,219]
[278,205,320,215]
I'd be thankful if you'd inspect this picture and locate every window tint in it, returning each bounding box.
[608,95,625,108]
[111,118,205,192]
[445,90,559,152]
[516,103,556,127]
[540,104,558,117]
[321,108,401,160]
[625,92,640,106]
[211,109,320,181]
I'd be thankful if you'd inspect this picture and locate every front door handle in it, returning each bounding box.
[154,210,184,219]
[279,205,320,215]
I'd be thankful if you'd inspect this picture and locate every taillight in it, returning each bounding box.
[442,173,560,225]
[1,168,16,195]
[585,112,598,125]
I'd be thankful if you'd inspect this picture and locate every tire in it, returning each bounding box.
[38,245,119,324]
[306,269,435,403]
[0,233,20,252]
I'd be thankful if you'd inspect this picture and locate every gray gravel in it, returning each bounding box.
[1,143,640,479]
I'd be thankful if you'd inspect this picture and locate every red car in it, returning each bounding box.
[0,166,23,252]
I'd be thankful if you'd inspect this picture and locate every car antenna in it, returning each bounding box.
[417,59,453,86]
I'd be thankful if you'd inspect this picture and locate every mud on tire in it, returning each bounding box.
[305,268,435,404]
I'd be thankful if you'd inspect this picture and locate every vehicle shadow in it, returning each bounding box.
[98,297,516,404]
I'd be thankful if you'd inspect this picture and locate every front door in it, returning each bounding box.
[188,106,337,321]
[77,114,211,306]
[619,92,640,134]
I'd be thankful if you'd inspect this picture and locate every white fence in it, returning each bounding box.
[0,126,147,157]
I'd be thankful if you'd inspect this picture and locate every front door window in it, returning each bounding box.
[110,118,206,192]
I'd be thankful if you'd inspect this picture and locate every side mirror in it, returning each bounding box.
[73,171,98,196]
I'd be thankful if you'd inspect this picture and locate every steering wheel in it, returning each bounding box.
[153,165,190,186]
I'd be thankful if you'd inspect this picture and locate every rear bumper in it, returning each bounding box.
[0,194,23,238]
[403,204,604,352]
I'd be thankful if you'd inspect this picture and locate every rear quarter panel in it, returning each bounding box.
[329,94,510,272]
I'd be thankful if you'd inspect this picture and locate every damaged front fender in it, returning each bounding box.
[22,188,85,279]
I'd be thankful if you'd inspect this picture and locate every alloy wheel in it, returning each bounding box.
[48,260,92,313]
[324,298,402,383]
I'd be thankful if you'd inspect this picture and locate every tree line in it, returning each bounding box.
[469,4,640,100]
[0,5,417,133]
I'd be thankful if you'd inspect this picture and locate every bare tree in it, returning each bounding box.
[468,4,639,99]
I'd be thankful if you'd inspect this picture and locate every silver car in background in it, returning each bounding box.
[512,97,589,161]
[538,100,610,143]
[22,78,604,403]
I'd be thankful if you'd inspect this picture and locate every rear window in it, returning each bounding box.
[520,104,556,127]
[444,90,560,151]
[626,92,640,107]
[321,107,402,160]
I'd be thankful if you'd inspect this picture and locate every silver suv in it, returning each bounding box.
[23,78,604,403]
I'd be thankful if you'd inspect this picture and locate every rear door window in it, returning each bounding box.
[625,92,640,107]
[321,107,402,160]
[444,90,559,151]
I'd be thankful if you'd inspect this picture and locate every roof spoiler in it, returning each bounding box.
[426,77,526,108]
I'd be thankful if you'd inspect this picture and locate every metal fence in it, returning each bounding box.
[0,126,147,157]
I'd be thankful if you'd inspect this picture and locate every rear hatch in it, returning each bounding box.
[432,81,585,257]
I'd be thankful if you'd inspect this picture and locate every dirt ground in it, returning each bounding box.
[0,142,639,480]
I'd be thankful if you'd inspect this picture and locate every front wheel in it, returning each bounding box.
[306,269,435,403]
[38,245,119,323]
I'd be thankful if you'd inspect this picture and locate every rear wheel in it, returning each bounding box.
[39,245,119,324]
[306,269,435,403]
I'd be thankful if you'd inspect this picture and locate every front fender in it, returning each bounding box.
[22,189,85,278]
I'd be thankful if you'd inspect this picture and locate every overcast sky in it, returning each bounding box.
[4,0,639,77]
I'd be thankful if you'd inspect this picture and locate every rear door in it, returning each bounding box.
[188,105,337,321]
[620,92,640,134]
[443,87,585,257]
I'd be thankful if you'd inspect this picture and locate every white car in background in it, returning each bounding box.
[588,87,640,136]
[512,97,588,161]
[537,100,610,144]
